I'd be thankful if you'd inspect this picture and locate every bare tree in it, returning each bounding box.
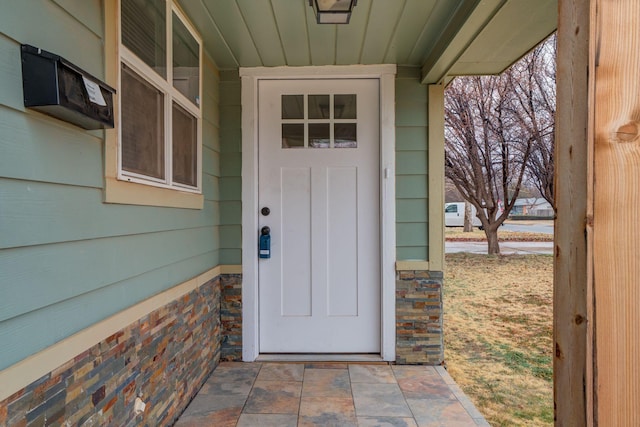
[444,35,556,253]
[514,35,556,210]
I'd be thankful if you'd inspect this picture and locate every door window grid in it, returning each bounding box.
[281,94,357,149]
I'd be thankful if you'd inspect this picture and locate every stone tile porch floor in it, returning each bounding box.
[174,362,489,427]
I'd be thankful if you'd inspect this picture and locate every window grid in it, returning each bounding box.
[281,93,357,149]
[118,0,202,193]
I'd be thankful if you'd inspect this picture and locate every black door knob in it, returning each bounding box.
[261,226,270,235]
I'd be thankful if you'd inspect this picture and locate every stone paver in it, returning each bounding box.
[175,362,488,427]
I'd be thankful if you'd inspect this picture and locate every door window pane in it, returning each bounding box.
[334,94,356,119]
[121,63,165,179]
[282,124,304,148]
[309,123,330,148]
[172,12,200,105]
[282,95,304,119]
[172,102,197,186]
[121,0,166,78]
[334,123,357,148]
[308,95,330,119]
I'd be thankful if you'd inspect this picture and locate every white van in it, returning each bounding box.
[444,202,482,227]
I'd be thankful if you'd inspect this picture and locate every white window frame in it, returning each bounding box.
[117,0,203,194]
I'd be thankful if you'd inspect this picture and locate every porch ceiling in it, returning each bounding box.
[177,0,557,82]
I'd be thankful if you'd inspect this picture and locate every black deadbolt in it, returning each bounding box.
[261,207,270,216]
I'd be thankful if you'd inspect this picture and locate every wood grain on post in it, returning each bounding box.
[592,0,640,425]
[554,0,590,425]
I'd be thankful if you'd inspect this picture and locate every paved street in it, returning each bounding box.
[446,240,553,255]
[445,220,554,254]
[501,220,554,234]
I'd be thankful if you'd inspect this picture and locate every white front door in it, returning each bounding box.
[258,79,381,353]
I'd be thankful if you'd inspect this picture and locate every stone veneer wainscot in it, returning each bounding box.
[220,274,243,361]
[0,276,225,427]
[396,270,444,364]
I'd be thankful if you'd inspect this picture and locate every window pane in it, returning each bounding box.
[334,94,356,119]
[334,123,357,148]
[173,12,200,106]
[121,0,166,78]
[282,95,304,119]
[282,124,304,148]
[309,95,330,119]
[121,63,165,179]
[172,102,198,187]
[309,123,330,148]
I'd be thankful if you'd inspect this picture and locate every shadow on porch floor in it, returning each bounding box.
[174,362,489,427]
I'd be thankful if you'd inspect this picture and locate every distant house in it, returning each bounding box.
[0,1,583,426]
[510,198,554,218]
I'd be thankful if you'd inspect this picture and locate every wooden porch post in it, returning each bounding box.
[556,0,640,425]
[554,1,590,425]
[590,0,640,425]
[428,84,445,272]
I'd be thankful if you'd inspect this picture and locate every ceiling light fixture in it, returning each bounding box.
[309,0,357,24]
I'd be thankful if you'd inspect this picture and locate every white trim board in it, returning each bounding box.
[240,64,397,362]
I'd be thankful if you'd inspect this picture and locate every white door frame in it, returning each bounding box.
[239,65,397,361]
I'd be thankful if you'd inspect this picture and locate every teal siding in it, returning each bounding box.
[0,2,221,370]
[395,66,429,261]
[219,70,242,265]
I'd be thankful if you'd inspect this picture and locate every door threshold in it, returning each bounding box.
[256,353,387,363]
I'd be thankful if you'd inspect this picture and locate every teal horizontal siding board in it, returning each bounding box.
[220,201,242,225]
[203,119,220,152]
[397,223,428,246]
[219,72,242,263]
[396,175,428,199]
[219,176,241,201]
[202,95,220,127]
[220,225,242,249]
[220,152,241,177]
[203,55,220,100]
[220,128,242,152]
[0,179,216,249]
[220,248,242,265]
[396,199,428,223]
[395,102,428,127]
[202,174,220,201]
[0,1,104,78]
[395,77,427,101]
[210,201,221,226]
[396,151,428,175]
[396,127,428,151]
[51,0,103,36]
[396,246,428,261]
[0,226,218,323]
[0,36,25,112]
[220,82,241,106]
[220,105,242,129]
[395,67,429,260]
[0,106,104,187]
[203,145,218,176]
[0,250,218,371]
